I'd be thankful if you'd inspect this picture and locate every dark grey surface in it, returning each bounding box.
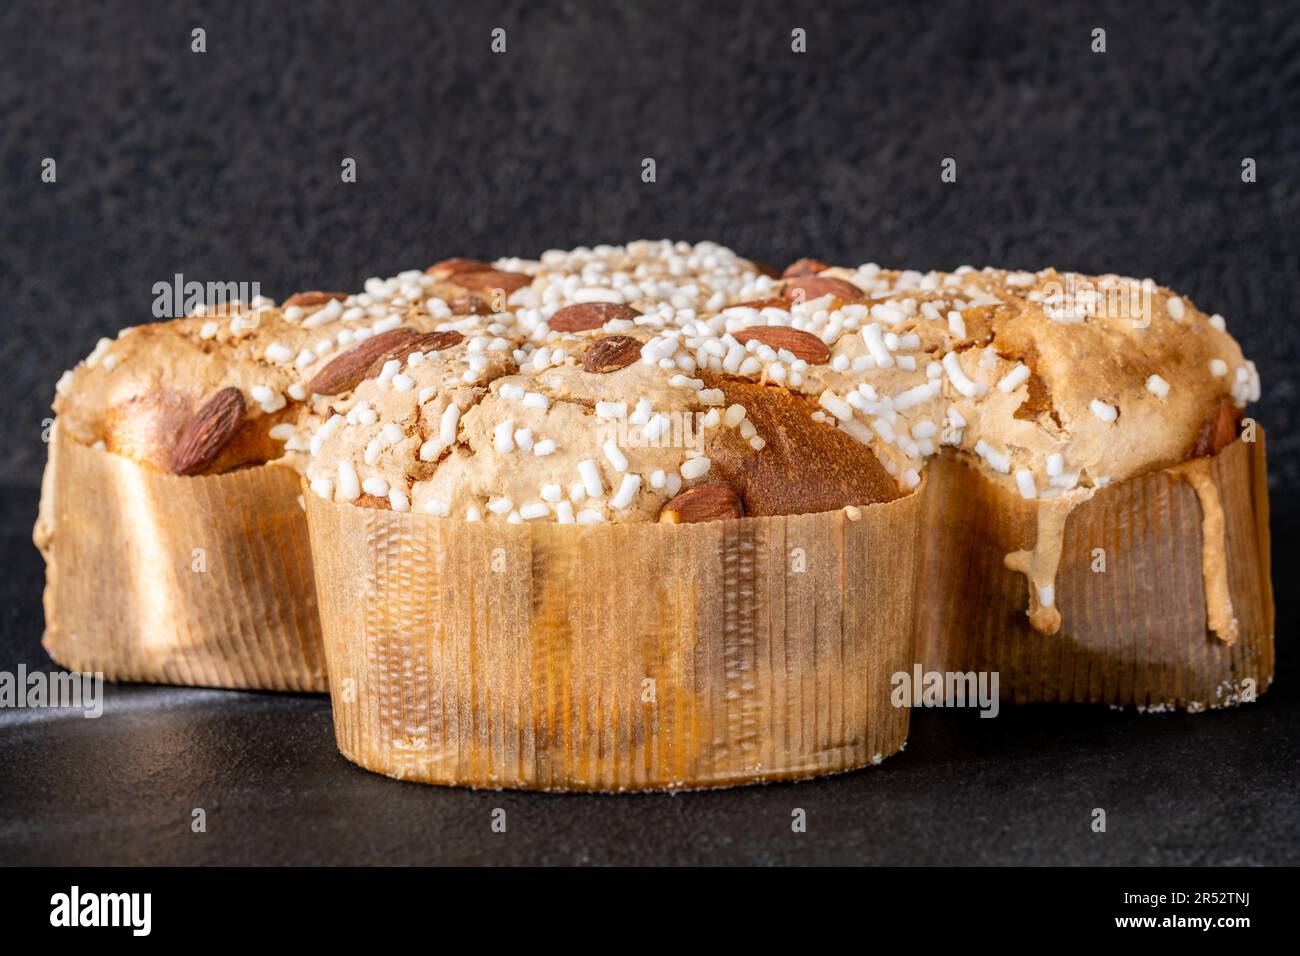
[0,0,1297,865]
[4,681,1297,866]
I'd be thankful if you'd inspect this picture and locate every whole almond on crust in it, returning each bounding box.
[367,330,466,375]
[449,294,491,316]
[582,335,642,373]
[282,291,348,308]
[659,483,744,524]
[451,269,533,293]
[783,258,829,277]
[306,328,422,395]
[425,257,492,277]
[734,326,832,364]
[170,387,246,476]
[549,302,642,332]
[782,275,864,303]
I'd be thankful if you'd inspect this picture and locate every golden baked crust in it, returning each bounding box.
[52,301,459,473]
[52,241,768,478]
[49,241,1260,529]
[297,256,1256,526]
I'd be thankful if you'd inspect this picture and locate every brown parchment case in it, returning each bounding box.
[916,434,1273,710]
[304,487,924,792]
[35,425,327,692]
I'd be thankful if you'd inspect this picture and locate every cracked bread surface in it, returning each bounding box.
[52,240,769,477]
[49,240,1259,525]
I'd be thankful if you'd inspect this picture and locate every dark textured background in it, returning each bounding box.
[0,0,1297,865]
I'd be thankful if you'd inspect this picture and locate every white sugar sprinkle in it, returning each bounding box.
[947,310,967,339]
[1089,399,1118,423]
[578,459,604,498]
[996,363,1030,393]
[440,403,460,444]
[611,473,641,509]
[861,323,894,368]
[819,390,854,421]
[336,461,359,501]
[494,419,515,452]
[681,456,711,480]
[1015,468,1037,500]
[603,439,628,472]
[943,352,986,398]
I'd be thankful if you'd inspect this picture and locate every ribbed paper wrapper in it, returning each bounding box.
[916,435,1273,710]
[305,488,924,791]
[36,427,328,692]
